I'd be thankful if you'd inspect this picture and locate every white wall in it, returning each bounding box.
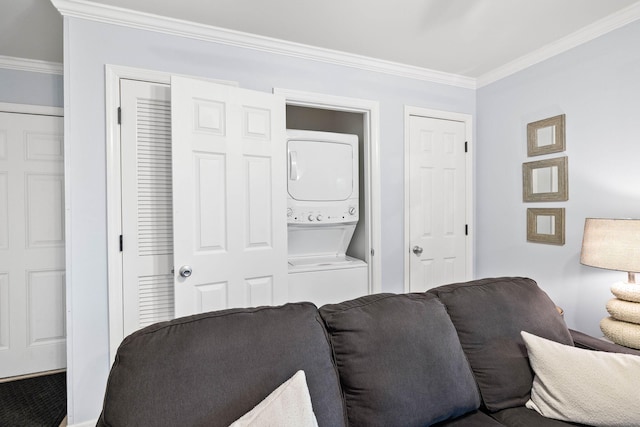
[476,21,640,337]
[62,17,475,424]
[0,68,63,107]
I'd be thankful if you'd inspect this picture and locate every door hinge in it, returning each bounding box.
[465,224,469,236]
[464,141,468,153]
[119,235,123,252]
[371,248,375,256]
[117,107,122,125]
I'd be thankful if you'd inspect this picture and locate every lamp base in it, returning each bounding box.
[610,281,640,303]
[606,298,640,324]
[601,317,640,350]
[600,281,640,349]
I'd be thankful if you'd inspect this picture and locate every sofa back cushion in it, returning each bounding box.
[428,277,573,412]
[319,293,480,427]
[97,303,346,427]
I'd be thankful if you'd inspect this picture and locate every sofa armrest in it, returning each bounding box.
[569,329,640,356]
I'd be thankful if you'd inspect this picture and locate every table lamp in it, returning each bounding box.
[580,218,640,349]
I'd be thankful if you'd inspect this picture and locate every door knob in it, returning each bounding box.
[179,265,193,278]
[412,246,423,256]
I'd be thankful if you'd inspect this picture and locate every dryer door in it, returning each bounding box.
[288,140,354,201]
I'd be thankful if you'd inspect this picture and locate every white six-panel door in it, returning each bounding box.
[171,77,287,317]
[0,111,66,378]
[408,115,467,292]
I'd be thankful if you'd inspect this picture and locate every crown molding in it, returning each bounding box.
[0,55,63,75]
[49,0,640,90]
[50,0,476,89]
[477,1,640,88]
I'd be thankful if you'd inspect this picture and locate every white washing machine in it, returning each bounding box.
[286,130,368,306]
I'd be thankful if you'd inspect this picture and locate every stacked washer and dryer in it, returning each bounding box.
[286,130,368,306]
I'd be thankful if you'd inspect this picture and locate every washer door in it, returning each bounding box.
[287,223,357,258]
[288,139,354,201]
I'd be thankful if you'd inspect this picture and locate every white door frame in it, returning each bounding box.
[274,88,382,295]
[0,102,63,117]
[403,106,474,292]
[105,65,238,360]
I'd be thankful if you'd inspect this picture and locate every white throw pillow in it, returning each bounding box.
[521,331,640,427]
[229,370,319,427]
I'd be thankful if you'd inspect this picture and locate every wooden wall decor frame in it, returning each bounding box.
[527,208,565,245]
[523,156,568,202]
[527,114,565,156]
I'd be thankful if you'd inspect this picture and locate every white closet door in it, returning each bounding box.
[0,111,65,378]
[409,115,467,291]
[120,80,174,335]
[171,77,287,317]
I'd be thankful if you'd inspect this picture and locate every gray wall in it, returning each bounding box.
[63,17,475,424]
[476,21,640,337]
[0,68,63,107]
[24,12,640,425]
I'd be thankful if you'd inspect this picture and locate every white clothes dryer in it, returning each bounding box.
[285,130,368,305]
[286,129,359,228]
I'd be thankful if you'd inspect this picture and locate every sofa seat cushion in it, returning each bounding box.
[319,293,480,427]
[97,303,346,427]
[428,277,573,412]
[433,410,505,426]
[490,407,588,426]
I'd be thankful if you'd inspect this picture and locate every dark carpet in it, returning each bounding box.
[0,372,66,427]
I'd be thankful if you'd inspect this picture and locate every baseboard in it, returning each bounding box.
[67,419,96,427]
[0,369,66,384]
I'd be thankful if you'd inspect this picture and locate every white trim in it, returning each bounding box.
[50,0,475,89]
[0,55,63,75]
[273,88,382,295]
[0,102,63,116]
[105,65,126,363]
[62,16,75,425]
[68,419,98,427]
[49,0,640,90]
[48,0,640,91]
[477,1,640,87]
[104,64,239,87]
[403,106,474,292]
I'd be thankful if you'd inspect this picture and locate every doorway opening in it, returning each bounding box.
[106,67,382,360]
[276,88,381,295]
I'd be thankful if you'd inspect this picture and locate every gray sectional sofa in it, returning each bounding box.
[96,277,640,426]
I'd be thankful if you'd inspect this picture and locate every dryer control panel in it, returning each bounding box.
[287,204,358,224]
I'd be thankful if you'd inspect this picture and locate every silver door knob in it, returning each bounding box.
[412,246,423,256]
[179,265,193,278]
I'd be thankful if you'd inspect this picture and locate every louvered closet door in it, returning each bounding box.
[120,79,174,335]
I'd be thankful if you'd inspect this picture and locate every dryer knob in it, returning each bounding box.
[307,214,315,221]
[348,207,356,215]
[287,208,293,217]
[316,214,323,221]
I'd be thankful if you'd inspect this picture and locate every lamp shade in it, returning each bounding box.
[580,218,640,273]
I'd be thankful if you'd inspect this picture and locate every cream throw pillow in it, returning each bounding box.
[229,370,318,427]
[521,331,640,427]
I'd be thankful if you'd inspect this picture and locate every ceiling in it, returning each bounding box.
[2,0,640,79]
